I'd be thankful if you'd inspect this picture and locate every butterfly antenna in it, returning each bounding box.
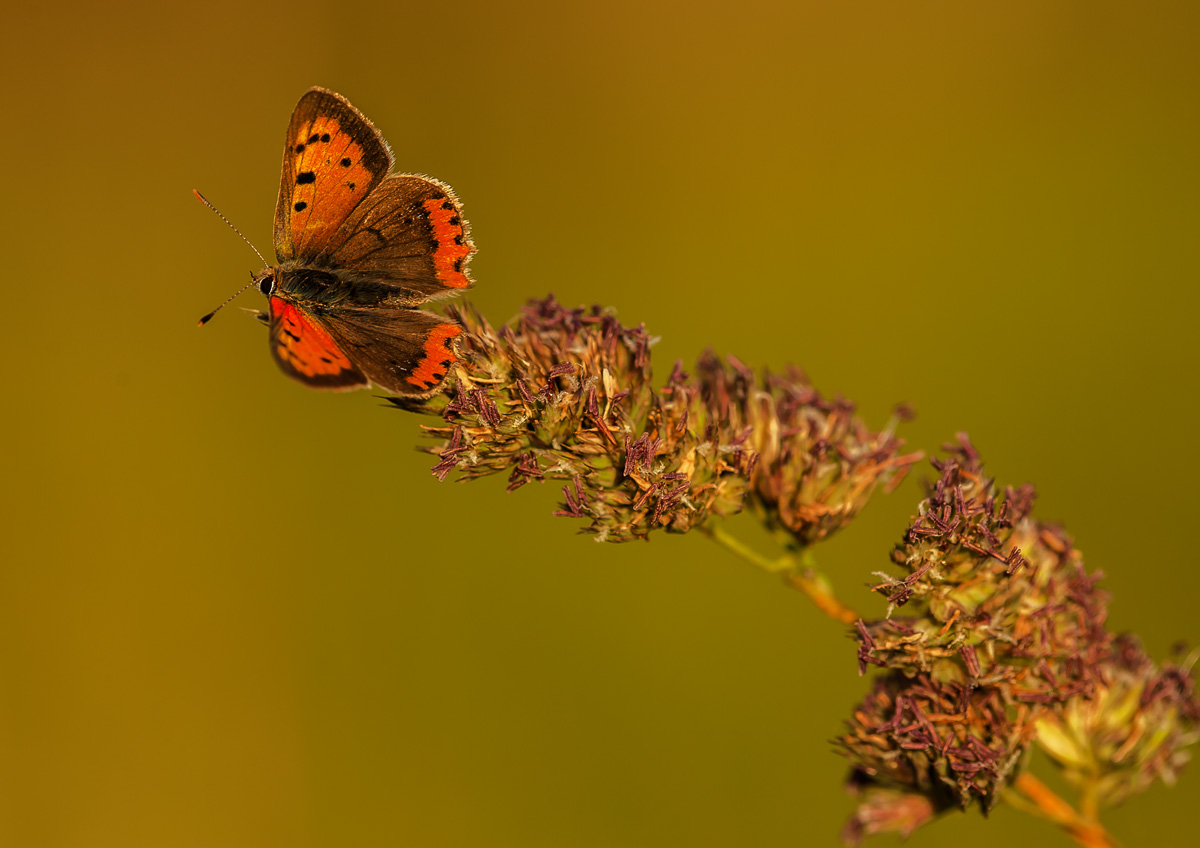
[197,276,261,327]
[193,189,270,326]
[193,189,268,265]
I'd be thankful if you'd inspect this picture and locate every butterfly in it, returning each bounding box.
[200,87,474,397]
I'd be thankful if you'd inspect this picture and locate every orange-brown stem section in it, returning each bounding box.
[784,571,860,624]
[1012,773,1119,848]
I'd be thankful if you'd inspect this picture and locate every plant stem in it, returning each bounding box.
[787,547,860,625]
[1079,776,1102,824]
[1008,773,1120,848]
[703,525,860,625]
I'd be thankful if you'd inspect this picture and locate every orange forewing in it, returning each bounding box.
[273,89,392,262]
[268,298,367,390]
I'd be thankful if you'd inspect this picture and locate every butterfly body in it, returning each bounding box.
[214,87,474,397]
[260,264,395,311]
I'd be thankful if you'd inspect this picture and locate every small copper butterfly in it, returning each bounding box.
[198,87,474,397]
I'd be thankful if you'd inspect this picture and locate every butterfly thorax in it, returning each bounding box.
[259,262,394,310]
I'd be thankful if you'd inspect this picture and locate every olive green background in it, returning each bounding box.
[3,2,1198,846]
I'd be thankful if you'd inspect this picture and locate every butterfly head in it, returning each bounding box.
[254,269,277,298]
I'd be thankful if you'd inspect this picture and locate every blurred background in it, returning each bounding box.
[3,1,1198,845]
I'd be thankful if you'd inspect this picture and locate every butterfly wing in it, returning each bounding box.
[319,306,463,397]
[268,297,369,391]
[319,174,475,303]
[274,88,394,262]
[275,88,474,302]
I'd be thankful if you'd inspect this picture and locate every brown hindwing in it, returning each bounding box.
[319,306,462,397]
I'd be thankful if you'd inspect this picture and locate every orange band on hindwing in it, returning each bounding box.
[406,324,462,390]
[422,199,472,288]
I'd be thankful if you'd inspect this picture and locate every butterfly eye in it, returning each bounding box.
[256,272,276,296]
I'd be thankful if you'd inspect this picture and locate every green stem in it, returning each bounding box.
[703,525,861,625]
[704,524,794,573]
[1079,777,1102,824]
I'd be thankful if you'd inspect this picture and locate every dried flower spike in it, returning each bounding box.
[840,438,1199,843]
[397,296,916,545]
